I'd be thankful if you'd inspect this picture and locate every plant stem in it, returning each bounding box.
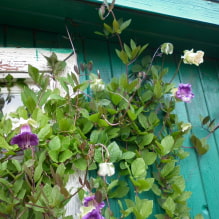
[169,58,182,83]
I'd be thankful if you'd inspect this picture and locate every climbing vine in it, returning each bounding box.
[0,0,206,219]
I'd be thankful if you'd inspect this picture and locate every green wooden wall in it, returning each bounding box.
[1,24,219,219]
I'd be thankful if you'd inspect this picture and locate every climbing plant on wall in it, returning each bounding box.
[0,0,206,219]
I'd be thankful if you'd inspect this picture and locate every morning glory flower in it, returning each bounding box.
[10,124,39,150]
[82,208,105,219]
[8,117,38,130]
[175,83,194,103]
[80,195,105,219]
[98,162,115,177]
[83,195,105,209]
[181,49,204,66]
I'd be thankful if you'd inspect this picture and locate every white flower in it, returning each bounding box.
[90,79,105,92]
[98,162,115,177]
[181,49,204,66]
[8,117,38,130]
[181,123,192,132]
[161,43,174,55]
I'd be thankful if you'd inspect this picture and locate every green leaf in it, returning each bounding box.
[113,19,120,33]
[161,161,176,177]
[175,191,192,203]
[152,184,161,196]
[21,87,37,113]
[131,158,146,179]
[37,124,51,140]
[104,23,113,33]
[160,135,174,155]
[38,90,52,106]
[162,197,176,217]
[28,64,39,83]
[53,61,66,75]
[124,43,132,59]
[110,93,122,105]
[120,19,132,31]
[56,163,66,177]
[89,113,100,123]
[154,81,162,99]
[136,197,153,219]
[202,116,210,125]
[115,49,129,64]
[97,119,109,127]
[48,150,59,162]
[11,159,22,172]
[34,164,43,182]
[190,135,209,155]
[0,136,14,150]
[59,118,74,131]
[131,178,154,193]
[108,141,122,162]
[127,109,137,121]
[74,158,87,170]
[107,179,119,192]
[24,159,35,168]
[138,133,154,149]
[122,151,136,160]
[49,136,61,151]
[132,64,143,72]
[141,150,157,165]
[108,181,129,198]
[0,178,12,188]
[59,150,73,162]
[140,90,153,102]
[194,214,205,219]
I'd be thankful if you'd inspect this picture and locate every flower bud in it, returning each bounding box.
[90,79,105,92]
[181,49,204,66]
[161,43,174,55]
[98,162,115,177]
[181,123,192,132]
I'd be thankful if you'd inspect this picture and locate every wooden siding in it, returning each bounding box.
[87,0,219,26]
[1,26,219,218]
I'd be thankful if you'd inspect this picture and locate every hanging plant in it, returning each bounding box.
[0,1,207,219]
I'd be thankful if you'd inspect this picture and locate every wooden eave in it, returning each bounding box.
[0,0,218,58]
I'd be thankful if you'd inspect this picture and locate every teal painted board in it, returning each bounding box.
[6,26,34,47]
[83,38,112,83]
[0,26,3,47]
[179,61,219,219]
[162,55,209,218]
[35,31,60,48]
[107,41,126,78]
[199,60,219,152]
[87,0,219,25]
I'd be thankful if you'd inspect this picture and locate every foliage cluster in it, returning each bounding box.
[0,0,206,219]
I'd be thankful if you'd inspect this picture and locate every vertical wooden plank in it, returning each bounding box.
[161,55,208,218]
[83,38,112,83]
[107,41,126,78]
[180,61,219,219]
[199,60,219,154]
[6,26,34,47]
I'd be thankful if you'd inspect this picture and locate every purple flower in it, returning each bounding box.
[10,124,39,150]
[82,209,105,219]
[83,195,105,209]
[175,83,194,103]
